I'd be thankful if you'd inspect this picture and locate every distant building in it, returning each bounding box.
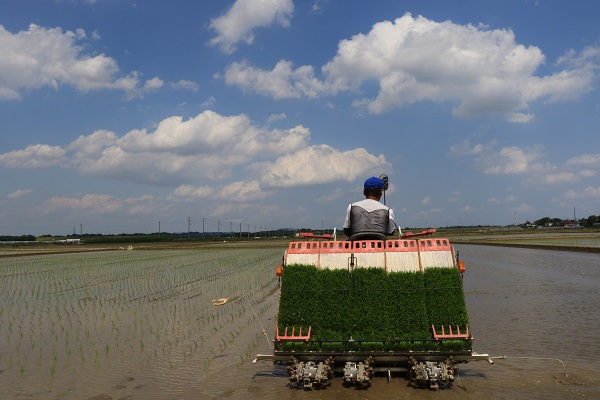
[55,238,82,244]
[563,219,581,228]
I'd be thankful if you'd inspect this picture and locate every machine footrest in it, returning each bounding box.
[432,324,469,340]
[276,326,312,342]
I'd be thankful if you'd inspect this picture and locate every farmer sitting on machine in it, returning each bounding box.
[343,176,397,241]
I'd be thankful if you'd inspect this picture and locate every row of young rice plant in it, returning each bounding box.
[277,265,469,352]
[492,236,600,248]
[0,246,282,388]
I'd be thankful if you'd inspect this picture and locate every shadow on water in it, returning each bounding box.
[251,364,288,378]
[456,369,488,379]
[406,381,454,391]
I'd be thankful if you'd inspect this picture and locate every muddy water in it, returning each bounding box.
[3,245,600,399]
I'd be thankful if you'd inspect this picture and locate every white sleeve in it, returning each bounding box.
[343,204,352,228]
[388,208,397,234]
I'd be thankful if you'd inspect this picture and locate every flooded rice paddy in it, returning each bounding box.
[1,243,599,399]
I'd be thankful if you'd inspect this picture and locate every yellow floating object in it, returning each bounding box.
[211,297,230,306]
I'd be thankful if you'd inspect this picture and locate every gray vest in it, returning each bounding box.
[349,205,389,235]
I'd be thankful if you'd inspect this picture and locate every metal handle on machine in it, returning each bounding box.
[379,174,389,205]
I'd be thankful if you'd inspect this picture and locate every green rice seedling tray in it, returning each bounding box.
[276,264,470,352]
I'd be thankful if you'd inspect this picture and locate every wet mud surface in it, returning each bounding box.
[1,245,599,399]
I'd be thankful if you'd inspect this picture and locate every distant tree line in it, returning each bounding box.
[529,214,600,228]
[0,235,36,242]
[4,217,598,242]
[583,215,600,226]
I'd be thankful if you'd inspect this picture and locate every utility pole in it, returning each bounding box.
[202,218,205,235]
[188,217,191,238]
[218,220,220,238]
[159,221,161,233]
[80,224,82,235]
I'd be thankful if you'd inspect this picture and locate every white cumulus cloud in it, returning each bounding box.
[267,113,287,124]
[7,189,33,199]
[451,140,600,191]
[254,145,390,187]
[566,153,600,167]
[169,181,267,202]
[0,144,66,168]
[64,111,312,184]
[224,60,326,99]
[0,110,387,192]
[169,80,199,92]
[209,0,294,53]
[483,146,545,175]
[0,24,162,100]
[323,13,596,118]
[564,186,600,199]
[223,13,599,122]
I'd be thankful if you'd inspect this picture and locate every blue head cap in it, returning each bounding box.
[364,177,384,190]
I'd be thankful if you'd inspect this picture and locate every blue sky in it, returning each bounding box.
[1,0,599,236]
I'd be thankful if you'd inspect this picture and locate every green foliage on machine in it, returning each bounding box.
[277,265,470,352]
[424,267,469,328]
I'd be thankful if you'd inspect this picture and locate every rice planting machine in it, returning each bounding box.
[253,229,494,390]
